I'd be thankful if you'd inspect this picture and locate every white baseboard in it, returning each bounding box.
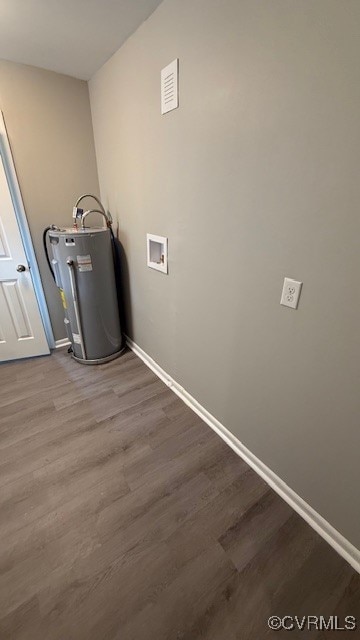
[54,338,71,349]
[126,336,360,575]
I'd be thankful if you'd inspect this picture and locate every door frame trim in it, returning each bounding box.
[0,111,54,348]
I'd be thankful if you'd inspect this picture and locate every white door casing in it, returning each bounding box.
[0,131,49,362]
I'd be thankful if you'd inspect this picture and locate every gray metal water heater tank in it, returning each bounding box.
[49,227,123,363]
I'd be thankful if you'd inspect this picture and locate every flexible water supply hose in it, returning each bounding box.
[74,194,106,216]
[80,209,110,228]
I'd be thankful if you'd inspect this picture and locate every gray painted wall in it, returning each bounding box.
[0,60,100,341]
[89,0,360,548]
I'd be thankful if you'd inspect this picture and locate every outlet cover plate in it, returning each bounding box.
[280,277,302,309]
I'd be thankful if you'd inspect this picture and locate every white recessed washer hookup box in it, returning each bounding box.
[147,234,168,274]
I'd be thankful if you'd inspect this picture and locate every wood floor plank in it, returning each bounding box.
[0,349,358,640]
[218,490,293,572]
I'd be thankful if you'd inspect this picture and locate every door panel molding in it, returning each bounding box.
[0,111,54,347]
[2,280,32,339]
[0,216,10,258]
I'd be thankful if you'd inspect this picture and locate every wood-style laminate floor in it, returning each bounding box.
[0,349,359,640]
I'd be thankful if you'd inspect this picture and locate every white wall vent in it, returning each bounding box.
[161,59,179,115]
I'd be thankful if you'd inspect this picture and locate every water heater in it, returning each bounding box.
[44,195,124,364]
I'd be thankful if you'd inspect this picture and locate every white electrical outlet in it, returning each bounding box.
[280,277,302,309]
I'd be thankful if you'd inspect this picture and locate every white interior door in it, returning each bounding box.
[0,150,49,362]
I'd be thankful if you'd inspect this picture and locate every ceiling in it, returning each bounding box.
[0,0,163,80]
